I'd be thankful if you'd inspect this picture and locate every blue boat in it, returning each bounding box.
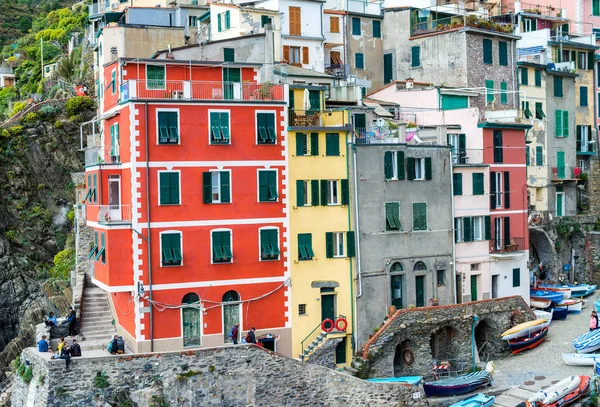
[594,300,600,313]
[544,306,568,320]
[423,371,492,397]
[573,330,600,353]
[530,290,564,303]
[449,393,495,407]
[366,376,422,385]
[571,285,597,298]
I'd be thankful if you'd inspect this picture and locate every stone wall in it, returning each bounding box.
[12,346,428,407]
[360,296,533,379]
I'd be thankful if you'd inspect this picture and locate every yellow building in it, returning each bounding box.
[288,85,354,365]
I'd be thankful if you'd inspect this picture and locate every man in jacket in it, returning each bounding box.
[70,339,82,357]
[246,327,257,344]
[67,307,77,336]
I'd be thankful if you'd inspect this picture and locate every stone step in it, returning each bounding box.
[83,292,106,298]
[81,305,109,312]
[80,316,113,324]
[79,340,111,351]
[83,298,109,305]
[84,310,112,318]
[80,322,114,330]
[81,327,114,336]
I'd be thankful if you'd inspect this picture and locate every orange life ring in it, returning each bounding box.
[335,317,348,331]
[403,349,414,365]
[322,318,334,332]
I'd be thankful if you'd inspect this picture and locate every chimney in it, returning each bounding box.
[264,23,274,82]
[405,78,414,89]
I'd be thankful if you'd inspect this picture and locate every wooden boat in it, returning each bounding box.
[570,284,596,298]
[533,309,553,323]
[545,306,568,320]
[573,329,600,353]
[562,353,600,366]
[449,393,495,407]
[501,319,549,340]
[508,326,548,354]
[536,285,572,299]
[519,375,590,407]
[558,299,583,314]
[422,371,492,397]
[531,298,552,309]
[530,290,564,303]
[366,376,422,385]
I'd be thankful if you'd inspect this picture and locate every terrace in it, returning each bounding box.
[410,6,514,37]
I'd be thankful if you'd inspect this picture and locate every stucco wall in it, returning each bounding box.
[346,14,383,90]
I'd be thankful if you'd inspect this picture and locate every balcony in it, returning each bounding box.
[288,109,349,128]
[324,64,348,78]
[551,166,580,181]
[96,205,132,224]
[490,237,525,254]
[410,11,514,37]
[548,61,575,73]
[353,128,401,144]
[577,141,596,155]
[328,85,361,103]
[121,80,285,102]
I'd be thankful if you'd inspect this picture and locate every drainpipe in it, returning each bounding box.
[351,126,362,352]
[511,40,516,108]
[450,149,457,304]
[345,128,356,354]
[471,314,479,371]
[145,102,154,352]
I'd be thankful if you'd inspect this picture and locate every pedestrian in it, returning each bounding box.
[245,327,257,344]
[229,323,240,345]
[70,339,82,357]
[58,343,71,369]
[44,312,57,327]
[108,335,119,355]
[37,335,50,353]
[591,311,599,331]
[57,337,66,353]
[67,307,77,336]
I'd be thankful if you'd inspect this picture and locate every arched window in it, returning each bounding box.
[222,290,240,302]
[182,292,200,304]
[414,261,427,271]
[391,262,404,273]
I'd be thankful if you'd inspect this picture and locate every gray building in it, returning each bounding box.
[350,139,454,346]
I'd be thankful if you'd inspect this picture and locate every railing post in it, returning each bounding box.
[129,80,137,99]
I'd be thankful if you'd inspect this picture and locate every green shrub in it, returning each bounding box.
[54,120,64,129]
[5,230,17,242]
[23,367,33,384]
[8,126,23,137]
[65,96,94,116]
[39,104,60,119]
[17,363,26,377]
[38,374,45,385]
[66,209,74,221]
[50,246,74,280]
[1,129,9,138]
[11,101,27,116]
[23,112,38,124]
[12,356,21,370]
[150,395,169,407]
[93,371,110,389]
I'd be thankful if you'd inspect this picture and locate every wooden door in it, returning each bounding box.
[415,276,425,307]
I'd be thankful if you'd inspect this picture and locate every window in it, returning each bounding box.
[289,7,301,36]
[355,53,364,69]
[437,269,445,286]
[330,16,339,33]
[483,39,492,64]
[296,133,308,156]
[257,113,276,144]
[485,80,494,103]
[554,76,563,97]
[534,69,542,87]
[298,304,307,315]
[500,82,508,104]
[577,125,592,153]
[260,229,280,260]
[490,171,503,209]
[296,180,309,206]
[473,173,484,195]
[580,86,588,106]
[406,156,432,180]
[372,20,381,38]
[258,170,278,202]
[325,133,340,156]
[536,146,543,166]
[473,216,484,241]
[594,0,600,16]
[578,52,588,70]
[285,46,302,65]
[498,41,508,66]
[95,232,106,263]
[448,134,466,164]
[455,218,463,243]
[325,232,345,257]
[453,173,462,195]
[159,171,180,205]
[326,180,339,205]
[158,111,179,144]
[456,216,488,243]
[384,151,405,180]
[535,102,546,120]
[223,48,235,62]
[147,65,165,90]
[412,202,427,231]
[111,69,116,94]
[93,174,97,203]
[512,268,520,287]
[522,101,532,118]
[212,230,232,263]
[411,46,420,68]
[441,95,468,110]
[522,17,535,32]
[352,17,361,35]
[493,130,503,163]
[385,202,400,231]
[310,180,319,206]
[161,232,182,266]
[520,67,528,85]
[202,171,230,204]
[555,110,569,137]
[298,233,314,260]
[471,263,480,271]
[261,15,272,27]
[85,174,96,203]
[209,111,230,144]
[217,10,230,31]
[526,145,530,165]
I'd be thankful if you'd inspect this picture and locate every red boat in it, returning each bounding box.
[508,327,548,355]
[516,375,590,407]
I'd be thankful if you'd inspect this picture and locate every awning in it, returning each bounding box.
[324,42,344,49]
[363,101,393,117]
[198,11,210,22]
[103,11,124,24]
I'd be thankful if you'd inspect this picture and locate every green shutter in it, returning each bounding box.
[520,67,528,85]
[483,39,492,64]
[341,179,349,205]
[311,180,319,206]
[310,133,319,156]
[535,69,542,87]
[260,229,273,258]
[411,46,420,68]
[267,171,277,200]
[535,102,546,119]
[170,173,180,204]
[385,202,400,231]
[536,146,543,166]
[372,20,381,38]
[424,157,432,180]
[484,216,491,240]
[499,41,508,66]
[554,76,563,97]
[500,82,508,104]
[325,232,334,258]
[220,112,230,142]
[563,110,569,137]
[594,0,600,16]
[320,180,328,206]
[218,13,222,31]
[220,171,230,203]
[580,86,588,107]
[326,133,340,156]
[453,173,463,195]
[160,172,170,205]
[555,110,563,137]
[384,151,393,179]
[147,65,165,89]
[93,174,97,203]
[223,48,234,62]
[346,231,355,257]
[473,173,484,195]
[258,171,268,201]
[485,80,494,103]
[463,216,473,242]
[441,95,468,110]
[355,53,364,69]
[296,133,306,155]
[352,17,361,35]
[202,172,212,204]
[406,157,415,180]
[513,268,520,287]
[296,180,304,206]
[397,151,405,180]
[261,15,271,27]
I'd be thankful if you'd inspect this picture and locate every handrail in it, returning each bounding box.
[300,314,346,360]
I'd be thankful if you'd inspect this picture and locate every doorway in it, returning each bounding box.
[471,275,478,301]
[391,274,404,309]
[108,175,121,221]
[556,192,564,217]
[223,67,241,100]
[415,276,425,307]
[222,290,241,343]
[492,275,498,298]
[320,287,336,321]
[182,293,201,347]
[335,337,347,364]
[383,53,393,84]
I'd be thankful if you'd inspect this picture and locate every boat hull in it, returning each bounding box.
[423,372,492,397]
[531,299,552,309]
[527,375,590,407]
[530,290,565,303]
[449,394,495,407]
[508,327,548,355]
[366,376,422,385]
[562,353,600,366]
[537,286,572,299]
[502,320,550,340]
[545,306,568,320]
[558,299,583,314]
[573,330,600,353]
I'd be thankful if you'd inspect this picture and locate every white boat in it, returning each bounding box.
[527,375,581,405]
[534,309,553,324]
[562,353,600,366]
[558,299,583,314]
[531,298,552,309]
[573,330,600,353]
[501,319,551,340]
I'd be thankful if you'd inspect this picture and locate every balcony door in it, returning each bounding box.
[556,192,564,217]
[223,67,241,100]
[108,175,121,221]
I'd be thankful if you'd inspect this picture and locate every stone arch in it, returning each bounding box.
[430,325,455,362]
[393,339,416,376]
[529,228,556,278]
[474,318,494,362]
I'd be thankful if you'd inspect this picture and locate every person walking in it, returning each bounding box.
[591,311,599,332]
[230,323,240,345]
[67,307,77,337]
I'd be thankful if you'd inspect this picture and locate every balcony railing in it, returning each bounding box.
[97,205,132,224]
[121,80,284,102]
[548,61,575,73]
[103,144,120,164]
[288,109,349,128]
[324,64,348,78]
[353,128,402,144]
[577,141,596,155]
[490,237,525,253]
[551,166,580,180]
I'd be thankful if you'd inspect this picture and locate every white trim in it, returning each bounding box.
[155,108,181,146]
[491,209,527,215]
[157,169,182,206]
[556,191,565,217]
[258,226,280,262]
[326,179,340,206]
[414,157,426,180]
[86,220,132,230]
[489,164,526,168]
[333,231,345,257]
[145,64,166,90]
[210,228,233,265]
[138,217,285,229]
[255,109,278,145]
[208,109,231,145]
[146,161,285,168]
[159,230,183,267]
[208,169,232,204]
[257,168,279,203]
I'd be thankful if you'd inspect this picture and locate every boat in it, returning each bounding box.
[422,371,492,397]
[562,353,600,366]
[508,327,548,354]
[501,319,550,340]
[530,290,565,303]
[536,285,572,299]
[533,309,553,323]
[573,329,600,353]
[557,299,583,314]
[449,393,495,407]
[545,306,568,320]
[521,375,590,407]
[366,376,422,385]
[531,298,552,309]
[595,299,600,313]
[570,284,597,298]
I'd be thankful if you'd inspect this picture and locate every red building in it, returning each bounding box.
[84,58,291,354]
[481,122,531,301]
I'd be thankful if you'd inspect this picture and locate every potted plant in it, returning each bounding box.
[260,82,274,100]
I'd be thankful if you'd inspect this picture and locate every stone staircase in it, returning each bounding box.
[299,331,328,360]
[77,285,117,351]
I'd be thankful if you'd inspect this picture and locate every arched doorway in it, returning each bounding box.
[414,262,427,307]
[474,319,493,362]
[182,293,201,347]
[393,339,415,376]
[390,262,404,309]
[430,326,454,362]
[222,290,240,343]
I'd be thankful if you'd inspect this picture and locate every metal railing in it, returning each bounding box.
[103,144,121,163]
[288,109,349,127]
[97,205,132,224]
[121,80,284,102]
[300,315,347,360]
[551,166,580,180]
[489,237,525,253]
[353,127,402,144]
[577,141,596,154]
[324,64,348,78]
[520,2,566,18]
